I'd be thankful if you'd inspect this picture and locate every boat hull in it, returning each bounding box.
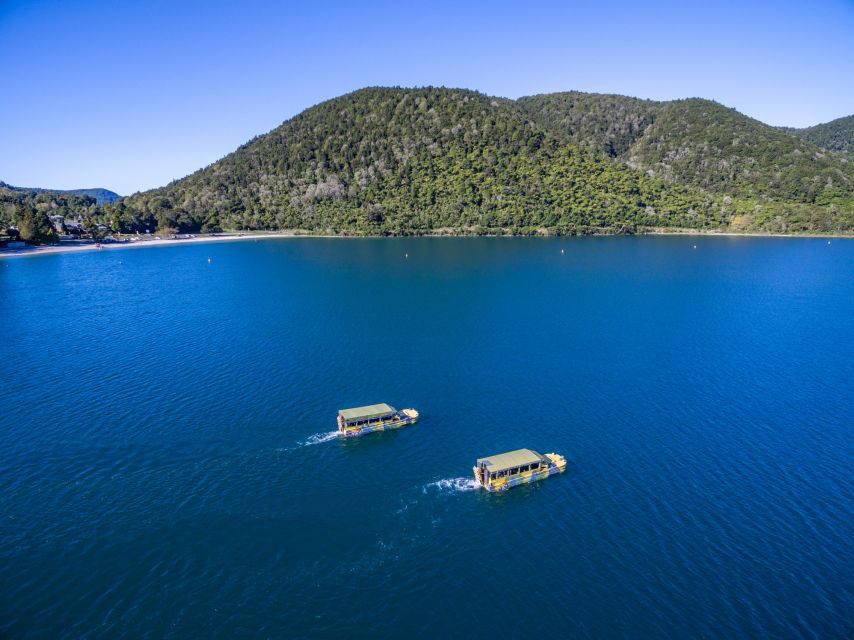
[474,453,566,492]
[338,409,419,438]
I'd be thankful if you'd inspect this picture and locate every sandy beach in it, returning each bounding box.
[0,232,308,259]
[2,228,851,259]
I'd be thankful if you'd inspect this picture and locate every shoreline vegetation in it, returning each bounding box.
[2,228,851,259]
[3,88,853,243]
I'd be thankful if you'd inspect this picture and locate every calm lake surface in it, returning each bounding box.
[1,237,853,638]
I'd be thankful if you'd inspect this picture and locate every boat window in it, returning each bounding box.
[520,465,529,472]
[509,468,518,475]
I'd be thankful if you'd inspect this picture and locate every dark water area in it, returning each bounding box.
[1,237,853,638]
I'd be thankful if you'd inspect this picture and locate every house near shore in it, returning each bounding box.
[65,221,83,235]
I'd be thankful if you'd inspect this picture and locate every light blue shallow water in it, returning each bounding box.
[1,237,853,638]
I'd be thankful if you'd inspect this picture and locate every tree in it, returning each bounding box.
[15,203,59,245]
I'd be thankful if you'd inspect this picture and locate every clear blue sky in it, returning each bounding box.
[2,0,852,195]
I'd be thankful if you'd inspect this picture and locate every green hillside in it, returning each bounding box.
[626,100,853,203]
[517,93,853,232]
[519,94,853,201]
[2,184,120,205]
[7,87,854,242]
[516,92,661,157]
[115,88,724,235]
[785,115,854,155]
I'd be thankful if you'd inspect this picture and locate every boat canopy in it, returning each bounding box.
[339,403,397,422]
[477,448,545,473]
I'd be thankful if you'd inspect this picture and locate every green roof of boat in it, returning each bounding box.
[339,403,397,421]
[477,448,545,472]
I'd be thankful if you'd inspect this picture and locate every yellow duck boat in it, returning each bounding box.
[473,448,567,492]
[337,403,419,438]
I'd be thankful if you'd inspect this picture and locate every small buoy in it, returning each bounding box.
[828,241,831,246]
[405,253,409,258]
[207,257,212,263]
[693,245,697,250]
[561,249,565,254]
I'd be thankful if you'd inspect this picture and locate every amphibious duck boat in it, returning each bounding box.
[473,448,566,492]
[337,403,419,438]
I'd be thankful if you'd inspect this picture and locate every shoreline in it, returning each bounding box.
[0,232,306,259]
[2,228,852,259]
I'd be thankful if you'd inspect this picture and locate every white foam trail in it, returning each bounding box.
[423,477,480,494]
[298,431,339,447]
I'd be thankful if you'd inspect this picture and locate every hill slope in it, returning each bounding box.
[117,88,723,234]
[518,93,854,205]
[784,115,854,155]
[64,188,121,205]
[11,87,852,238]
[1,183,120,205]
[626,99,853,203]
[516,92,662,158]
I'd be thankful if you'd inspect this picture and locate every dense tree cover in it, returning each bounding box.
[518,95,854,214]
[5,88,853,239]
[14,203,60,244]
[115,88,727,234]
[783,115,854,155]
[517,92,661,157]
[0,183,100,243]
[626,100,854,204]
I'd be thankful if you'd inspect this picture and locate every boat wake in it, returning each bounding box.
[423,477,480,494]
[297,431,339,447]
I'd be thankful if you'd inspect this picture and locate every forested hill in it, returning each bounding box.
[0,182,120,205]
[117,88,723,234]
[5,87,854,240]
[65,188,121,205]
[517,93,854,205]
[784,115,854,155]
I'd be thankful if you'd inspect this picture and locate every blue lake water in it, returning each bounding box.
[1,237,853,638]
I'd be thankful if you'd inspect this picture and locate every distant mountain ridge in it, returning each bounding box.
[0,182,120,205]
